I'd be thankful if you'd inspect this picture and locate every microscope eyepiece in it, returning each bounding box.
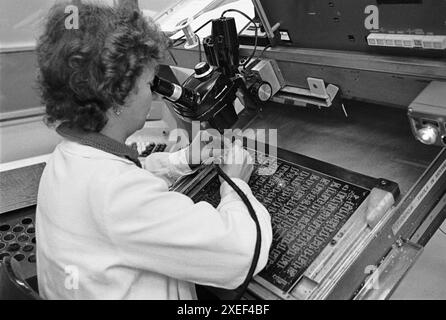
[151,76,198,110]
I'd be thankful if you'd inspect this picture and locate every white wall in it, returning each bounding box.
[0,0,117,50]
[0,116,61,163]
[0,0,184,163]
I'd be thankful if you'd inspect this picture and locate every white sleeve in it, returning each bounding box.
[102,168,272,289]
[142,149,194,186]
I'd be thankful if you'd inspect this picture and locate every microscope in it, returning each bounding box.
[151,16,268,300]
[151,16,270,133]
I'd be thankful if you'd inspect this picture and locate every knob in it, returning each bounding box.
[250,81,272,102]
[416,125,438,145]
[194,62,213,79]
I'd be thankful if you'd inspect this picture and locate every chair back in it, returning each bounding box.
[0,256,41,300]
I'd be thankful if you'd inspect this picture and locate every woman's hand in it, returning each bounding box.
[185,130,228,169]
[219,143,254,183]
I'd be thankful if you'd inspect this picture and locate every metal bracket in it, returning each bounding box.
[354,240,423,300]
[270,78,340,108]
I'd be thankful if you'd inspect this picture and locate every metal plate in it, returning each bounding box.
[0,206,37,280]
[186,145,398,296]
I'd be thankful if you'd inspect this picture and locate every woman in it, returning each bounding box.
[35,1,272,299]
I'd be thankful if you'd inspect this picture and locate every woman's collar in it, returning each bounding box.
[56,123,141,167]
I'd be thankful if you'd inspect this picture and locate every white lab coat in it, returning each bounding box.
[36,140,272,299]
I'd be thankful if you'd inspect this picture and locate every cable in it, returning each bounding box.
[220,9,258,69]
[215,165,262,300]
[241,44,272,75]
[195,19,213,37]
[258,44,272,59]
[440,228,446,236]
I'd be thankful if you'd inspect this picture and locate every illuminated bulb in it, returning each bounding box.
[417,125,438,145]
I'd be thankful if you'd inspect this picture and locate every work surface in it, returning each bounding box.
[247,101,446,299]
[247,100,441,196]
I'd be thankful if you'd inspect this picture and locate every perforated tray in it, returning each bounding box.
[0,207,37,279]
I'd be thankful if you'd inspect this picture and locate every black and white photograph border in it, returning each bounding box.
[0,0,445,306]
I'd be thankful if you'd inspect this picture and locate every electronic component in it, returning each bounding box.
[128,142,168,158]
[192,150,376,293]
[244,58,285,101]
[367,34,446,50]
[250,81,272,102]
[408,81,446,146]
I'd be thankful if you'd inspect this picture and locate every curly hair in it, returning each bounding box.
[36,1,169,132]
